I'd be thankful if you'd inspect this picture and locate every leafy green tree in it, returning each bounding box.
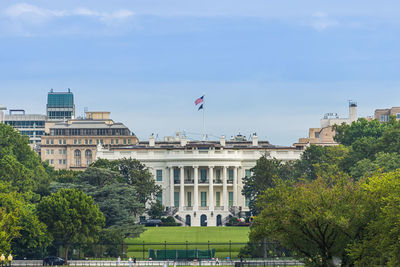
[242,154,295,215]
[252,176,365,266]
[37,189,105,264]
[148,201,165,219]
[348,170,400,266]
[91,158,161,204]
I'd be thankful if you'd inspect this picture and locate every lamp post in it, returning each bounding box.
[7,254,12,267]
[0,254,5,267]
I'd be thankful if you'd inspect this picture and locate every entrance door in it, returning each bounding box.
[216,215,222,226]
[200,214,207,226]
[186,215,191,226]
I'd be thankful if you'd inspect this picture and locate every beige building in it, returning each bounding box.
[374,107,400,122]
[294,102,358,149]
[41,111,138,170]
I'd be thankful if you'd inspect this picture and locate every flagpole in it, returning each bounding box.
[202,95,206,141]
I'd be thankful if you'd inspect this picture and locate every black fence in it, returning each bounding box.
[13,241,292,261]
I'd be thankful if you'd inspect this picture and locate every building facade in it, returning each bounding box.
[374,107,400,122]
[46,89,75,121]
[294,102,358,149]
[96,134,303,227]
[3,109,46,153]
[41,111,138,170]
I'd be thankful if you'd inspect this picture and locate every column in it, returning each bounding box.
[233,166,238,207]
[169,167,174,207]
[223,166,228,211]
[193,166,199,211]
[179,166,185,211]
[209,166,214,211]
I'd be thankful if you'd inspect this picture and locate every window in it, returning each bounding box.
[46,139,49,145]
[245,196,250,207]
[111,139,114,145]
[85,150,92,157]
[228,169,234,181]
[89,139,92,145]
[156,170,163,181]
[78,139,81,144]
[74,139,77,145]
[59,159,62,164]
[157,192,162,203]
[50,159,54,164]
[187,192,192,207]
[201,169,207,181]
[128,139,131,144]
[50,139,53,144]
[229,192,233,207]
[75,159,81,166]
[397,113,400,119]
[46,149,49,155]
[85,139,88,145]
[174,192,179,207]
[380,114,389,122]
[245,169,251,178]
[174,169,180,182]
[216,192,221,207]
[123,139,127,145]
[201,192,207,207]
[63,159,66,165]
[63,139,66,144]
[59,149,63,154]
[50,149,54,154]
[74,149,81,157]
[216,170,221,181]
[58,139,62,144]
[315,132,320,138]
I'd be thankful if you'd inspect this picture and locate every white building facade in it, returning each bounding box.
[96,135,303,226]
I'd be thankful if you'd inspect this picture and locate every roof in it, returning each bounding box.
[4,114,46,121]
[50,120,129,130]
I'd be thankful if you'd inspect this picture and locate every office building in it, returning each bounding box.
[96,133,303,226]
[4,109,46,151]
[374,107,400,122]
[41,111,138,170]
[294,101,358,149]
[46,89,75,121]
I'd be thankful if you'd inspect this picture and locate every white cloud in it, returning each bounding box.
[4,3,134,21]
[311,11,338,30]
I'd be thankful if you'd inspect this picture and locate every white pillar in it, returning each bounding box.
[223,166,228,211]
[209,166,214,211]
[169,167,174,207]
[233,167,238,207]
[179,166,185,211]
[193,166,199,211]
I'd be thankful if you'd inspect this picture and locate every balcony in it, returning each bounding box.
[214,179,222,184]
[184,179,194,184]
[199,206,209,210]
[174,179,180,184]
[227,179,233,184]
[199,179,209,184]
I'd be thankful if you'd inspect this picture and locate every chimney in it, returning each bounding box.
[149,135,155,147]
[252,133,258,146]
[220,136,226,146]
[349,101,357,123]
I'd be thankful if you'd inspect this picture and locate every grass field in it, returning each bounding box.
[125,227,250,259]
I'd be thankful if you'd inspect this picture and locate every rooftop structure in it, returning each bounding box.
[46,89,75,121]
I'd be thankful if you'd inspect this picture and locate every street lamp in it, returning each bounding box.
[7,254,12,267]
[0,254,5,267]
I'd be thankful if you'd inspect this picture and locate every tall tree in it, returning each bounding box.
[37,189,105,264]
[252,176,365,266]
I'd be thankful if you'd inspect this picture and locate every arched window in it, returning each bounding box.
[74,149,81,157]
[85,149,92,157]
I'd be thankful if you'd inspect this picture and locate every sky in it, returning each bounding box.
[1,1,400,145]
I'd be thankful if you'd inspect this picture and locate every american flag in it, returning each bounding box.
[195,95,204,105]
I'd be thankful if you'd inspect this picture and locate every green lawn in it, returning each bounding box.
[125,227,250,259]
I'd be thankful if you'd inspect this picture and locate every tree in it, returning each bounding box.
[348,170,400,266]
[37,189,105,264]
[91,158,161,205]
[148,201,165,219]
[252,176,365,266]
[242,154,295,215]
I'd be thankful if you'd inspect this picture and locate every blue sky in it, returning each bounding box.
[1,1,400,145]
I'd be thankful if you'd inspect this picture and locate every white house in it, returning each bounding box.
[96,134,303,226]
